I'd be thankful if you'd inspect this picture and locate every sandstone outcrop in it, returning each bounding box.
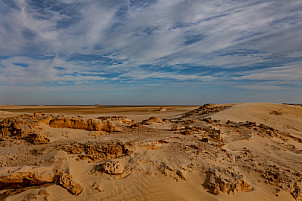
[0,118,26,140]
[97,116,134,124]
[0,115,49,143]
[25,133,50,144]
[141,116,164,125]
[99,160,125,175]
[59,173,82,195]
[49,116,118,132]
[179,104,229,119]
[0,166,56,190]
[57,141,133,162]
[0,166,83,196]
[203,167,252,195]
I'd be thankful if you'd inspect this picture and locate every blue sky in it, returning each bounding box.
[0,0,302,105]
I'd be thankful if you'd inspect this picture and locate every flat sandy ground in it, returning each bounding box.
[0,103,301,201]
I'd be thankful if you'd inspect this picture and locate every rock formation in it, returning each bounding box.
[58,173,82,195]
[99,160,125,175]
[141,116,164,125]
[49,116,118,132]
[0,166,56,190]
[203,167,252,195]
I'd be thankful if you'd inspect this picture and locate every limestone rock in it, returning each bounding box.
[26,133,50,144]
[58,141,132,162]
[59,173,82,195]
[171,125,180,131]
[100,160,125,175]
[49,116,118,132]
[0,166,55,190]
[141,116,164,125]
[203,167,252,195]
[0,118,25,140]
[291,183,302,201]
[180,104,229,119]
[97,116,134,124]
[159,107,166,112]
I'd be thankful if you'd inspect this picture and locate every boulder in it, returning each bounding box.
[26,133,50,144]
[99,160,125,175]
[59,173,82,195]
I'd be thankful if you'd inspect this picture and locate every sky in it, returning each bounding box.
[0,0,302,105]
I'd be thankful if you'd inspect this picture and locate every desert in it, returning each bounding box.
[1,0,302,200]
[0,103,301,201]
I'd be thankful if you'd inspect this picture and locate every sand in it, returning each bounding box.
[0,103,301,201]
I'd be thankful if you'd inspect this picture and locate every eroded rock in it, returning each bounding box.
[179,104,229,119]
[141,116,164,125]
[49,116,118,132]
[25,133,50,144]
[0,118,25,140]
[203,167,252,195]
[57,141,133,162]
[99,160,125,175]
[97,116,134,124]
[0,166,56,190]
[59,173,82,195]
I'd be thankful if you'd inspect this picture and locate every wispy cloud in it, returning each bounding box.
[0,0,302,103]
[233,62,302,82]
[235,85,288,91]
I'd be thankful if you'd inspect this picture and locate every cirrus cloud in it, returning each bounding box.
[0,0,302,104]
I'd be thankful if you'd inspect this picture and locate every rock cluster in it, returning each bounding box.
[175,124,223,143]
[180,104,229,119]
[225,120,302,143]
[203,167,252,195]
[270,110,283,115]
[99,160,125,175]
[262,167,302,200]
[0,118,26,140]
[292,183,302,201]
[97,116,134,124]
[25,133,50,144]
[57,141,133,162]
[0,116,50,144]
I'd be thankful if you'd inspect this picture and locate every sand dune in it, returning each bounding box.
[210,103,302,138]
[0,103,301,201]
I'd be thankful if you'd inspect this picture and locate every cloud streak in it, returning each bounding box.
[0,0,302,104]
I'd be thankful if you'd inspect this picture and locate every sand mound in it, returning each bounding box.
[210,102,302,138]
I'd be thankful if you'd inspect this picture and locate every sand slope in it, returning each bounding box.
[210,102,302,138]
